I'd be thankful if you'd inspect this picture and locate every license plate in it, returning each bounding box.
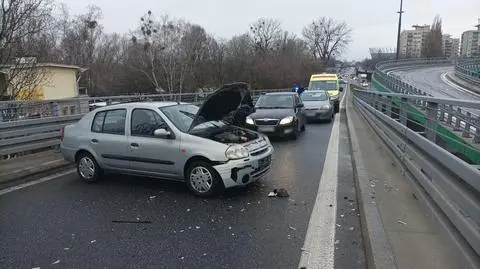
[306,111,316,117]
[258,126,275,132]
[258,156,271,170]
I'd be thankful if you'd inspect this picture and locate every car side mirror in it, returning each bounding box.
[296,103,304,108]
[339,87,344,92]
[154,128,173,139]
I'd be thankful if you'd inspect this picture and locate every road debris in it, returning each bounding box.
[268,192,277,197]
[335,240,340,245]
[336,224,342,228]
[186,208,191,212]
[195,226,200,229]
[228,226,232,230]
[180,230,184,233]
[32,267,40,269]
[340,214,344,218]
[240,208,245,212]
[112,220,152,224]
[90,240,96,244]
[397,220,407,226]
[149,196,156,200]
[202,253,207,256]
[64,247,70,251]
[349,227,355,231]
[51,260,60,265]
[289,226,296,231]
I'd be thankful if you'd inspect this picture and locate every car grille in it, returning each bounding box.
[254,155,271,173]
[250,147,268,156]
[255,119,279,125]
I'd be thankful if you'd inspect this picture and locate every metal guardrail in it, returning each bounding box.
[455,58,480,87]
[351,88,480,265]
[372,57,480,164]
[0,89,284,158]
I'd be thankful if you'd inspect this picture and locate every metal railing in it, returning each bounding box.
[0,89,285,158]
[455,58,480,87]
[351,88,480,266]
[372,57,480,164]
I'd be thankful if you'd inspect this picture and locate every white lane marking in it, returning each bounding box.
[0,169,75,196]
[440,72,480,98]
[340,85,348,109]
[298,104,340,269]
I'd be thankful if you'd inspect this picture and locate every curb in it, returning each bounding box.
[345,89,398,269]
[0,159,73,190]
[445,72,480,94]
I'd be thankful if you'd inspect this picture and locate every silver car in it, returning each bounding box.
[60,83,274,197]
[301,90,334,122]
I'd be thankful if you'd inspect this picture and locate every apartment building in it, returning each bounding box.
[442,34,460,57]
[460,19,480,57]
[399,25,430,58]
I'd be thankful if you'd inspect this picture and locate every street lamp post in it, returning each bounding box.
[395,0,405,60]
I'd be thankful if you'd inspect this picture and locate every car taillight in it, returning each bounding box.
[60,127,65,142]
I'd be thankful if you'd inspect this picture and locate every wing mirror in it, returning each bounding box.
[296,103,304,108]
[339,87,344,92]
[154,128,174,139]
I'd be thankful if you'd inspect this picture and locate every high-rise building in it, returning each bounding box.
[399,25,430,58]
[460,19,480,57]
[442,34,460,57]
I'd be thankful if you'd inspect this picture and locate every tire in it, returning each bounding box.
[301,122,306,132]
[291,122,300,140]
[328,113,334,123]
[76,152,102,183]
[185,161,223,197]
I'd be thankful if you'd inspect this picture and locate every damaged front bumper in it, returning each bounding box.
[213,145,274,189]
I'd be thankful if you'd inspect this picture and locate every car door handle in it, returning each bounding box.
[130,142,139,148]
[91,139,98,143]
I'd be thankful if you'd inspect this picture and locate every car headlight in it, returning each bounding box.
[320,105,331,110]
[246,117,254,125]
[225,144,249,160]
[279,116,294,125]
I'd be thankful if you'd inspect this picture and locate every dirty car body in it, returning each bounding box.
[61,82,274,197]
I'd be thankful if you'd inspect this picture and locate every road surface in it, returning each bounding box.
[0,105,365,269]
[392,66,480,101]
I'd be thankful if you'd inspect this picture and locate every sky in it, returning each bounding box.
[60,0,480,61]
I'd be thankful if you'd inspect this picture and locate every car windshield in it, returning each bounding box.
[309,80,337,91]
[159,104,199,132]
[255,94,293,109]
[160,104,227,132]
[301,91,329,101]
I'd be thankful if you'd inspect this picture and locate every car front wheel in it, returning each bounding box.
[76,152,102,183]
[186,161,223,197]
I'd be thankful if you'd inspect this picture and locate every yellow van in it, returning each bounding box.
[307,73,343,113]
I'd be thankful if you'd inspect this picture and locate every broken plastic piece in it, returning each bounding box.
[268,192,277,197]
[90,240,96,243]
[289,226,296,231]
[51,260,60,265]
[397,220,407,225]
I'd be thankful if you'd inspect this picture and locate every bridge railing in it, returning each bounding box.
[455,57,480,87]
[351,88,480,263]
[0,89,285,158]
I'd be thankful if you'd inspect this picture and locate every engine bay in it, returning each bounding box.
[212,126,258,144]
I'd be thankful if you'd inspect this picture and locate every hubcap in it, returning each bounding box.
[190,166,213,193]
[78,156,95,179]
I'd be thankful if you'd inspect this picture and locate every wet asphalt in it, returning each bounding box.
[0,109,365,269]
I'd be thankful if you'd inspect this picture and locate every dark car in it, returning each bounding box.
[245,92,306,140]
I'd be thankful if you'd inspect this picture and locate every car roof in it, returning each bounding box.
[264,92,297,96]
[93,101,191,111]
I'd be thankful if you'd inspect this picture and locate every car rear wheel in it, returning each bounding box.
[186,161,223,197]
[76,152,102,183]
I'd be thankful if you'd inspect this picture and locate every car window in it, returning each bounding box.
[91,109,126,135]
[131,109,167,137]
[91,111,106,133]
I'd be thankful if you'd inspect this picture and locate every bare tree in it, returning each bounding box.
[249,18,282,54]
[0,0,54,99]
[302,17,352,66]
[422,15,443,58]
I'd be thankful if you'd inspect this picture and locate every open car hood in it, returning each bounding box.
[188,82,251,132]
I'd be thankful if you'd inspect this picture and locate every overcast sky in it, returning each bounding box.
[60,0,480,60]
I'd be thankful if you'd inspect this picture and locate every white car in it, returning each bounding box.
[61,83,274,197]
